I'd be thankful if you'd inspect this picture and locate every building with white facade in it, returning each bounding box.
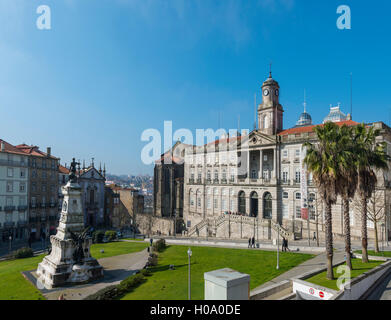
[179,72,391,242]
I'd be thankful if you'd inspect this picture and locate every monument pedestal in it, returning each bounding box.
[36,160,103,289]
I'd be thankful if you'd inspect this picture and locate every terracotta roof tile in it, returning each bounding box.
[278,120,359,136]
[0,139,29,156]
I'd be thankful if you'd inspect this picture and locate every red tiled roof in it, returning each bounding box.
[15,144,59,159]
[278,120,359,136]
[59,165,70,174]
[0,139,29,156]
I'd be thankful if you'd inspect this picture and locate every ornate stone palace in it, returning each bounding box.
[154,71,391,242]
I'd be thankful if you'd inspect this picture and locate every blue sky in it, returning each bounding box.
[0,0,390,175]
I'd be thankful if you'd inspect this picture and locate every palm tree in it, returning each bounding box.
[335,125,357,270]
[304,122,341,280]
[353,124,389,263]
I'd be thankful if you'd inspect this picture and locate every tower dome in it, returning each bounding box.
[295,90,312,127]
[296,111,312,127]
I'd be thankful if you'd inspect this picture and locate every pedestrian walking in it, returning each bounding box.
[150,238,153,246]
[248,238,251,248]
[251,237,255,248]
[313,232,317,241]
[282,237,286,252]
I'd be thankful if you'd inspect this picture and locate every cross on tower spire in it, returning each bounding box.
[269,61,272,78]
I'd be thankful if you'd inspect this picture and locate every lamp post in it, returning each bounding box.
[173,209,177,238]
[381,223,385,253]
[276,226,280,270]
[187,247,192,300]
[8,235,12,254]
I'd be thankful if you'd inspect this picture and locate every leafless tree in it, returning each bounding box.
[354,189,386,253]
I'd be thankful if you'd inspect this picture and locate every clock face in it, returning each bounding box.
[275,89,279,96]
[263,89,269,96]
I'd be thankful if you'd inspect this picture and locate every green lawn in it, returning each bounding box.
[121,245,314,300]
[0,241,148,300]
[305,258,384,291]
[121,238,145,242]
[354,250,391,258]
[90,241,148,259]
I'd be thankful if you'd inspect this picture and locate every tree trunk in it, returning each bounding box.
[343,198,352,270]
[374,222,379,253]
[361,196,369,263]
[316,214,320,247]
[325,201,334,280]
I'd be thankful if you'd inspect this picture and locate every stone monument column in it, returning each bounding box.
[36,158,103,289]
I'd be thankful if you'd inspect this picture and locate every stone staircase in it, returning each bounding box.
[187,214,292,239]
[270,220,291,239]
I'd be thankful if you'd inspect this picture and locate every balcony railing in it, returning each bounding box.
[189,178,195,184]
[18,205,28,211]
[4,221,15,228]
[30,203,37,209]
[4,206,16,212]
[0,159,27,167]
[29,217,39,223]
[17,220,28,227]
[221,179,227,184]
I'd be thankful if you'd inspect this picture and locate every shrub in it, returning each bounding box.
[141,269,152,277]
[105,230,117,242]
[92,230,105,243]
[147,253,158,267]
[117,273,146,294]
[84,285,119,300]
[152,239,166,252]
[13,247,34,259]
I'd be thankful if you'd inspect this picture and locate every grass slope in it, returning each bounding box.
[121,245,314,300]
[0,241,148,300]
[306,258,384,291]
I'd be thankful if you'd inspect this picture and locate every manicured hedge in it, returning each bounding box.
[85,271,149,300]
[13,247,34,259]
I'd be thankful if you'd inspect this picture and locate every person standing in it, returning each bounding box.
[248,238,251,248]
[282,237,286,252]
[252,236,255,248]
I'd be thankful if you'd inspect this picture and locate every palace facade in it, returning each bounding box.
[175,72,391,242]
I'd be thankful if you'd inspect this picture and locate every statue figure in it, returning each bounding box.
[69,158,80,184]
[69,227,91,265]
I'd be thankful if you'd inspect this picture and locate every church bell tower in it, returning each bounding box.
[258,69,284,135]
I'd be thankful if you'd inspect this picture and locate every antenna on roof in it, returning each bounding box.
[269,61,272,78]
[303,89,307,113]
[238,115,241,136]
[254,92,257,130]
[350,72,353,120]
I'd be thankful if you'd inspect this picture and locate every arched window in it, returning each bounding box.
[250,192,258,217]
[238,191,246,214]
[264,115,269,129]
[263,192,272,219]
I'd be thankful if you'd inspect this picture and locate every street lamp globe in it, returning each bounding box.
[187,248,192,257]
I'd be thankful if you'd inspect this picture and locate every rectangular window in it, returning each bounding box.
[7,168,14,177]
[295,193,301,200]
[295,170,301,183]
[214,198,218,209]
[296,206,302,219]
[6,197,13,206]
[283,150,288,158]
[283,171,288,182]
[6,181,13,192]
[42,184,47,192]
[295,149,300,158]
[19,183,26,192]
[20,169,26,178]
[197,197,201,207]
[282,203,289,218]
[207,198,211,209]
[222,199,227,211]
[283,192,289,199]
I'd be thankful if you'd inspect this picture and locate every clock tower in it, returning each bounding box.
[258,70,284,135]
